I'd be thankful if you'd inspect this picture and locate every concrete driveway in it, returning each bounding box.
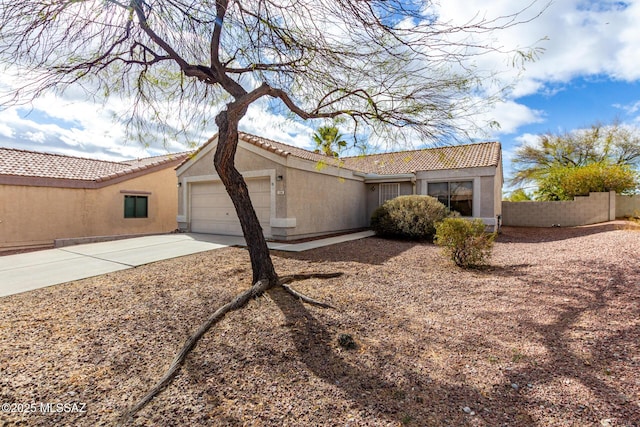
[0,231,374,297]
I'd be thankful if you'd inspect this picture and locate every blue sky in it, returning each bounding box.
[0,0,639,191]
[499,78,640,191]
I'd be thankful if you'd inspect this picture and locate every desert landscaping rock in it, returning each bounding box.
[1,225,639,426]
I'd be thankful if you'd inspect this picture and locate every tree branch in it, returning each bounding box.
[118,279,271,425]
[208,0,247,98]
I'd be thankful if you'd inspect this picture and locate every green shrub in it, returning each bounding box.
[434,218,495,268]
[370,195,448,240]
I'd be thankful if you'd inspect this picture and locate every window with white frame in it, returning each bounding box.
[379,183,400,204]
[427,181,473,216]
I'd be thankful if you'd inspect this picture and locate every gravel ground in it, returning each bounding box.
[1,224,639,427]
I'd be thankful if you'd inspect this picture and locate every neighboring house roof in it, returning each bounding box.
[186,132,500,175]
[0,147,190,188]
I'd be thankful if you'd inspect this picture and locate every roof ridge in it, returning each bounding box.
[238,132,335,158]
[119,150,193,164]
[1,146,191,183]
[0,146,191,166]
[177,132,501,174]
[0,146,129,166]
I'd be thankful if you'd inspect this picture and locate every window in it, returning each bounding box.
[379,183,400,204]
[124,195,148,218]
[428,181,473,216]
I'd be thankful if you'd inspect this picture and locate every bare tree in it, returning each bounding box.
[0,0,545,421]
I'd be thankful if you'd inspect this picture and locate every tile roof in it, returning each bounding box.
[177,131,338,169]
[238,133,500,174]
[240,133,500,174]
[182,132,501,175]
[238,132,334,164]
[341,142,502,174]
[0,147,190,182]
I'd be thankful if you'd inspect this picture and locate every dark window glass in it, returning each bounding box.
[428,181,473,216]
[450,181,473,217]
[427,182,449,207]
[124,196,148,218]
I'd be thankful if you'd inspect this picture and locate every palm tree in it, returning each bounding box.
[313,125,347,157]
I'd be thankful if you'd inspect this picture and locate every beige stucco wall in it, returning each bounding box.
[283,168,367,238]
[0,167,178,250]
[616,194,640,217]
[502,191,616,227]
[176,138,504,238]
[177,140,367,240]
[494,159,503,219]
[176,143,286,220]
[480,176,495,218]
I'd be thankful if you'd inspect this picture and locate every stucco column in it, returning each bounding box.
[609,191,616,221]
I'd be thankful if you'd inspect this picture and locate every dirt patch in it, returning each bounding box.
[1,226,639,426]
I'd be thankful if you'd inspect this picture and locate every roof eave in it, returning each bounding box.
[353,171,416,183]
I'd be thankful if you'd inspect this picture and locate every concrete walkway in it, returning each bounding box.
[0,231,374,297]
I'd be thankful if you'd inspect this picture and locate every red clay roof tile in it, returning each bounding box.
[178,132,501,175]
[0,147,190,182]
[240,133,500,174]
[341,142,501,174]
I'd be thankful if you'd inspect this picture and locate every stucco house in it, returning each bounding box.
[176,132,503,240]
[0,148,189,251]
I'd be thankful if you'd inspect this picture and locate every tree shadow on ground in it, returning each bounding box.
[498,221,637,244]
[267,286,411,423]
[471,261,640,426]
[472,263,533,278]
[265,257,639,426]
[273,236,422,266]
[265,287,545,426]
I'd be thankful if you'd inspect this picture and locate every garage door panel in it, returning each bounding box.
[193,208,242,222]
[190,179,271,236]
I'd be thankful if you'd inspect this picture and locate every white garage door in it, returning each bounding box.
[190,178,271,236]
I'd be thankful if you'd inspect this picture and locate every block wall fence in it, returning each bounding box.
[502,192,640,228]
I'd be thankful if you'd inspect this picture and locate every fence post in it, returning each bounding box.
[609,191,616,221]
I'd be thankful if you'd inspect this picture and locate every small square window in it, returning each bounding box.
[124,195,148,218]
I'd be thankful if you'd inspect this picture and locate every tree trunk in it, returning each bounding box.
[214,107,278,287]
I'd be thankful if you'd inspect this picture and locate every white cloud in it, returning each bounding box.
[614,99,640,115]
[434,0,640,96]
[0,103,151,160]
[240,101,315,149]
[513,132,541,146]
[24,131,46,143]
[421,0,640,138]
[0,122,13,138]
[484,101,545,135]
[1,0,639,160]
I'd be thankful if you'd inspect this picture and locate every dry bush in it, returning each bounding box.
[370,195,448,240]
[434,217,495,268]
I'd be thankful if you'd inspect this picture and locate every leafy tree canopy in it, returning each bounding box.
[534,163,638,201]
[503,188,532,201]
[511,121,640,184]
[510,121,640,200]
